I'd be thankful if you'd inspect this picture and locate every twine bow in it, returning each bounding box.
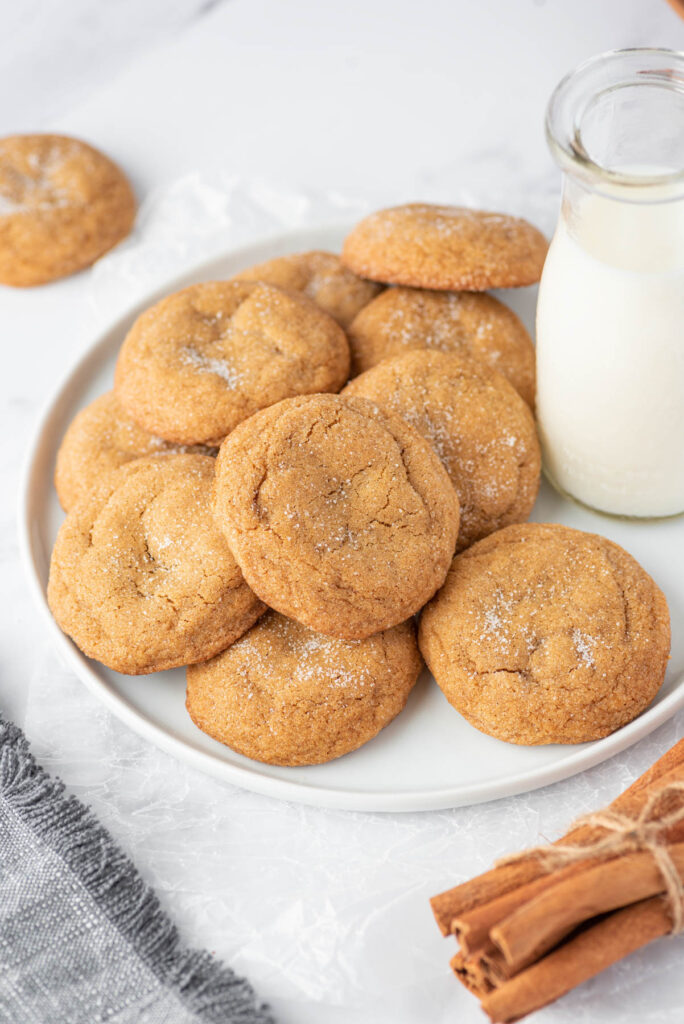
[496,781,684,933]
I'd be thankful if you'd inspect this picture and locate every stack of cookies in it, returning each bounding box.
[48,202,671,766]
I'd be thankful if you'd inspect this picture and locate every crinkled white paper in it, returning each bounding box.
[26,174,684,1024]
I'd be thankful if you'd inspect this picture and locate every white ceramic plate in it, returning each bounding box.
[20,225,684,812]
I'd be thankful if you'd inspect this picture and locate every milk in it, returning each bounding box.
[536,179,684,517]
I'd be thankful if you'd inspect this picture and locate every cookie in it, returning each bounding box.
[341,203,548,291]
[212,393,460,639]
[233,250,382,328]
[419,523,670,745]
[186,611,422,765]
[115,280,350,445]
[0,134,135,287]
[344,351,540,551]
[54,391,216,512]
[347,286,535,407]
[48,455,265,675]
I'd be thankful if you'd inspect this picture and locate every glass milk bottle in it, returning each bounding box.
[536,49,684,517]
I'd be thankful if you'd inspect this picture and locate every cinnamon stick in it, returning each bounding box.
[481,897,672,1023]
[453,880,554,955]
[431,739,684,935]
[450,951,494,998]
[451,763,684,954]
[478,946,514,987]
[451,942,513,992]
[491,842,684,972]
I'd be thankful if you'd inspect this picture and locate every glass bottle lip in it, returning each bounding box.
[546,47,684,199]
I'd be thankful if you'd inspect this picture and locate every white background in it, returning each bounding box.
[3,2,684,1022]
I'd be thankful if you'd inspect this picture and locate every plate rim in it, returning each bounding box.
[18,223,684,812]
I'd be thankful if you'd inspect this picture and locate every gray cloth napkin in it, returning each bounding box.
[0,715,275,1024]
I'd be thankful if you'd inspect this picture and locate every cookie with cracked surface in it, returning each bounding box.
[419,523,670,745]
[0,134,135,287]
[347,285,535,407]
[233,249,382,328]
[48,455,265,675]
[186,611,422,766]
[212,393,460,640]
[343,350,540,552]
[341,203,548,291]
[55,391,216,512]
[114,280,350,446]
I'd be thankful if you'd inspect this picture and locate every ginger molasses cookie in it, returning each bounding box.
[419,523,670,745]
[341,203,547,291]
[347,286,535,407]
[0,134,135,287]
[212,393,460,640]
[48,455,265,675]
[187,612,422,766]
[115,280,350,445]
[344,351,540,551]
[55,391,216,512]
[233,250,382,328]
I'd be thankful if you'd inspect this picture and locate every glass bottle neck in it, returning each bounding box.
[547,48,684,202]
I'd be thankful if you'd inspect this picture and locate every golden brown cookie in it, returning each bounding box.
[233,250,382,328]
[48,455,265,675]
[0,134,135,287]
[114,280,350,445]
[419,523,670,745]
[54,391,216,512]
[347,286,535,406]
[341,203,548,291]
[212,393,460,640]
[344,351,540,552]
[186,611,422,765]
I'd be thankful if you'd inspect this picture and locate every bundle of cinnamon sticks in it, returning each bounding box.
[430,738,684,1021]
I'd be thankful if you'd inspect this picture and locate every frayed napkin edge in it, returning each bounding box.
[0,714,275,1024]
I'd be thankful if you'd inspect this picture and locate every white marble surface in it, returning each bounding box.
[4,2,684,1022]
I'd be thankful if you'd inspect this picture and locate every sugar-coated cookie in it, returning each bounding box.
[55,391,215,512]
[115,280,350,445]
[233,250,382,328]
[347,285,535,407]
[344,351,540,551]
[341,203,547,291]
[211,393,460,640]
[48,455,265,674]
[0,134,135,287]
[419,523,670,745]
[186,611,422,765]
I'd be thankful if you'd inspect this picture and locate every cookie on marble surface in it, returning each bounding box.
[0,134,135,287]
[418,523,670,745]
[211,393,460,640]
[114,280,350,445]
[48,455,265,675]
[347,285,535,407]
[344,350,540,551]
[341,203,548,291]
[186,611,422,766]
[55,391,216,512]
[233,249,382,328]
